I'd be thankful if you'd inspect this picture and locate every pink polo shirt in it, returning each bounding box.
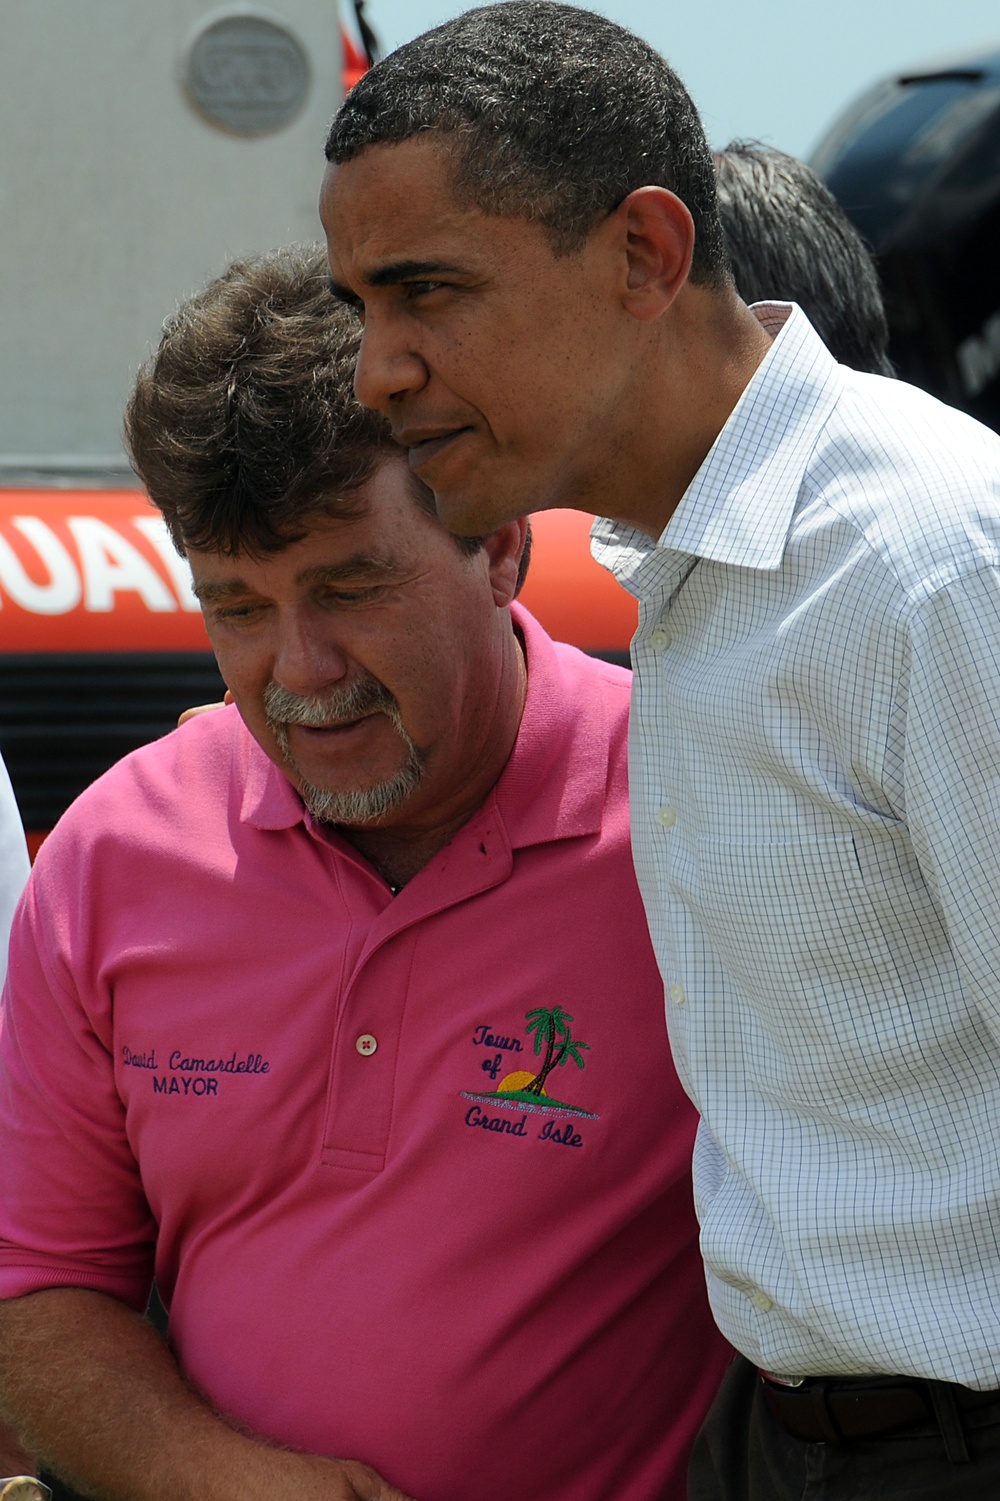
[0,606,729,1501]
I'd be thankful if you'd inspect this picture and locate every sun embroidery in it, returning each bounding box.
[462,1006,598,1119]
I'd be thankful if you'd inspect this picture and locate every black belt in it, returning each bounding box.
[760,1370,1000,1446]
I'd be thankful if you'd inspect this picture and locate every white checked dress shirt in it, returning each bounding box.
[593,304,1000,1387]
[0,757,27,977]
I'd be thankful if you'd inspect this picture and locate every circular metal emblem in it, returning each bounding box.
[184,11,310,136]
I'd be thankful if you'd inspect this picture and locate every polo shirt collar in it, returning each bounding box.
[237,601,605,849]
[591,302,845,593]
[238,717,305,832]
[492,602,606,847]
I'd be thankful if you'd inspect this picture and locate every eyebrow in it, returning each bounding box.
[298,555,404,586]
[193,554,404,605]
[192,578,250,605]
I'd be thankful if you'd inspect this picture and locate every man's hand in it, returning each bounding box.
[0,1289,417,1501]
[274,1456,416,1500]
[178,689,233,726]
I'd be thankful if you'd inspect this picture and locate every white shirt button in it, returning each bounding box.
[752,1291,775,1312]
[669,983,686,1005]
[655,804,677,828]
[355,1034,378,1056]
[650,627,671,651]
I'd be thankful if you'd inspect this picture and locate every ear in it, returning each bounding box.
[481,518,530,608]
[614,186,695,322]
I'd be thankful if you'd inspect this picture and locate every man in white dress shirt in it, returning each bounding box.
[319,3,1000,1496]
[0,764,27,967]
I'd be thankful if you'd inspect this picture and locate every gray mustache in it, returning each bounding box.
[263,676,399,730]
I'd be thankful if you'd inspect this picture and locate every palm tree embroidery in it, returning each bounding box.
[524,1006,590,1095]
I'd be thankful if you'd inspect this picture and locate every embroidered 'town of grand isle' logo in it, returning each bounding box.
[462,1006,598,1122]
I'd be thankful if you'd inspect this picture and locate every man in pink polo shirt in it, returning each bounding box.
[0,249,729,1501]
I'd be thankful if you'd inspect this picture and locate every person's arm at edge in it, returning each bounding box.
[0,753,29,964]
[0,757,36,1480]
[0,1287,415,1501]
[903,567,1000,1029]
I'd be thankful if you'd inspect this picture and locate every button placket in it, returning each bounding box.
[321,930,419,1175]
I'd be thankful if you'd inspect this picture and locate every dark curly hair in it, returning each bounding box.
[325,1,730,286]
[125,246,404,557]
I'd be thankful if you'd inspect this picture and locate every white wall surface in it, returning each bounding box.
[0,2,342,471]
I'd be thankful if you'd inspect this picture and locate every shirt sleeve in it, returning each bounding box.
[0,754,30,984]
[903,566,1000,1025]
[0,832,156,1309]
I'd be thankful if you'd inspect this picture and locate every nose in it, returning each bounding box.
[272,610,351,700]
[352,309,429,413]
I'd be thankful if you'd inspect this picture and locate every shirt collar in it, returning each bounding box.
[591,303,845,591]
[239,601,608,848]
[239,713,305,832]
[492,602,609,847]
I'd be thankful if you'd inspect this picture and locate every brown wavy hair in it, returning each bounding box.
[124,245,406,557]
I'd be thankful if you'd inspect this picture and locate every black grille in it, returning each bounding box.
[0,652,226,831]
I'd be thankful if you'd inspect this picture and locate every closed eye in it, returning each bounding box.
[209,601,267,623]
[328,278,364,314]
[319,585,387,607]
